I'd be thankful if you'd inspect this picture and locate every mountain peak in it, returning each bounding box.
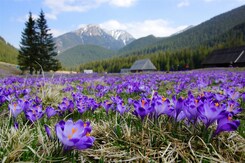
[75,24,105,37]
[55,24,135,52]
[107,29,135,45]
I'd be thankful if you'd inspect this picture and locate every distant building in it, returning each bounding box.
[84,69,93,74]
[120,68,130,73]
[202,46,245,67]
[130,59,157,72]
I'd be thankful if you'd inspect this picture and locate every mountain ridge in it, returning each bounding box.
[119,5,245,56]
[55,24,135,53]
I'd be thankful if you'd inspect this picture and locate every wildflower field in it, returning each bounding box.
[0,69,244,162]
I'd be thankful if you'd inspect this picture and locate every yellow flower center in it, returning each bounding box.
[228,116,232,121]
[68,127,77,140]
[86,132,90,137]
[141,100,145,107]
[215,103,219,107]
[195,99,198,104]
[162,97,167,102]
[13,103,17,111]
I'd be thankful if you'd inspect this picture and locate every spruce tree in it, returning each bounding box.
[36,10,61,73]
[18,12,38,75]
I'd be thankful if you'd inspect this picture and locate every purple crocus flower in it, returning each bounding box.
[101,100,114,114]
[0,95,6,106]
[152,96,172,118]
[55,119,95,150]
[197,100,225,128]
[133,98,153,120]
[224,89,240,100]
[58,97,74,113]
[214,112,240,136]
[45,106,57,119]
[226,100,242,115]
[111,96,129,115]
[8,101,23,118]
[18,99,30,112]
[76,102,89,114]
[25,105,44,122]
[183,92,203,123]
[116,101,129,115]
[169,96,185,121]
[44,124,53,139]
[215,93,226,101]
[75,96,91,114]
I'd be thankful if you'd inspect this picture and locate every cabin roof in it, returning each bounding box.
[202,46,245,65]
[130,59,157,71]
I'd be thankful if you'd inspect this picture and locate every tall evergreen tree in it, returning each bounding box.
[36,10,61,73]
[18,12,38,75]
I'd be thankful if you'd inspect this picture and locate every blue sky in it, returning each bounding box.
[1,0,245,48]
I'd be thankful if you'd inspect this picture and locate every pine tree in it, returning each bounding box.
[36,10,61,73]
[18,12,38,75]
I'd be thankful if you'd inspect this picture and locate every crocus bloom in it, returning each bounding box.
[198,100,225,128]
[133,98,153,120]
[45,106,57,119]
[25,105,44,122]
[183,92,203,123]
[101,100,114,114]
[169,96,185,121]
[214,112,240,136]
[152,96,172,118]
[215,93,226,101]
[58,97,74,113]
[116,101,129,115]
[44,124,53,139]
[0,95,6,106]
[55,119,95,150]
[9,101,23,118]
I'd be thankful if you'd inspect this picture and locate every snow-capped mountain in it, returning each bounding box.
[54,24,135,53]
[75,24,107,37]
[107,30,135,45]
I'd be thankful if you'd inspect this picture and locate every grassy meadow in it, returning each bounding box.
[0,69,244,162]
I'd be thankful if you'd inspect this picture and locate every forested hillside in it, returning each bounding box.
[79,21,245,73]
[119,5,245,56]
[0,36,18,64]
[118,35,161,55]
[57,44,115,68]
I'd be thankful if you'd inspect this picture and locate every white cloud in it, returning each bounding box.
[108,0,137,7]
[177,0,190,8]
[45,13,57,20]
[100,19,188,38]
[99,20,128,30]
[49,28,67,37]
[43,0,137,18]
